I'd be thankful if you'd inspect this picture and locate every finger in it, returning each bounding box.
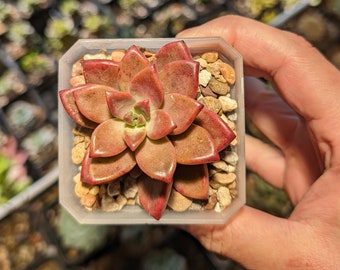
[181,206,310,269]
[245,134,285,189]
[245,77,322,202]
[177,15,340,168]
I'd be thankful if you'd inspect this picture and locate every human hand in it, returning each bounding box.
[177,15,340,269]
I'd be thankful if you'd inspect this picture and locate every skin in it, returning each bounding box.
[176,15,340,269]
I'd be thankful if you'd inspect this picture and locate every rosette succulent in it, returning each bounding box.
[59,41,236,219]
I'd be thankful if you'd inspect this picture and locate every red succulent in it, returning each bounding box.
[59,41,236,219]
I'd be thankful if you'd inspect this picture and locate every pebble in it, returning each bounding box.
[80,193,97,208]
[211,160,229,172]
[221,151,239,165]
[167,189,192,212]
[199,96,222,114]
[219,95,237,112]
[211,172,236,185]
[208,77,230,95]
[219,62,236,85]
[199,69,211,87]
[217,186,232,207]
[199,85,217,98]
[107,180,121,197]
[201,52,219,63]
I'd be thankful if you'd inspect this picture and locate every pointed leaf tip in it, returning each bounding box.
[138,174,172,220]
[195,107,236,152]
[155,40,193,71]
[118,45,150,92]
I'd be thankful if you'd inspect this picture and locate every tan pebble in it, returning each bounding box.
[212,172,236,185]
[73,135,85,145]
[227,164,236,173]
[126,198,136,205]
[230,137,238,146]
[221,151,239,165]
[75,181,89,197]
[219,96,237,112]
[199,69,212,87]
[101,194,120,212]
[73,172,81,183]
[206,61,221,76]
[204,193,218,210]
[122,176,138,199]
[201,52,219,63]
[111,49,125,62]
[80,194,97,208]
[167,189,192,212]
[217,186,232,207]
[196,57,207,68]
[208,77,230,95]
[229,189,238,199]
[219,62,236,85]
[83,51,108,60]
[71,60,83,76]
[200,96,222,114]
[189,201,203,211]
[209,168,220,177]
[71,142,86,165]
[214,74,227,83]
[211,160,229,172]
[228,181,237,190]
[116,195,127,210]
[209,179,221,189]
[107,180,121,197]
[70,75,85,86]
[220,114,235,130]
[89,185,99,196]
[227,111,238,121]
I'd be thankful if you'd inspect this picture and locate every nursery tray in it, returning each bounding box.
[58,37,245,224]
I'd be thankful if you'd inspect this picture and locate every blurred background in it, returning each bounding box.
[0,0,339,269]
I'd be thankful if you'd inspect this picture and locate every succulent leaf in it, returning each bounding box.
[195,107,236,152]
[146,109,177,140]
[81,149,136,185]
[173,164,209,200]
[118,45,150,92]
[90,119,127,157]
[83,59,119,88]
[135,137,176,183]
[138,174,172,220]
[171,124,220,165]
[154,40,193,71]
[123,126,147,151]
[106,91,135,120]
[159,60,199,99]
[59,86,97,129]
[130,64,164,110]
[134,99,150,120]
[74,84,116,123]
[162,93,203,135]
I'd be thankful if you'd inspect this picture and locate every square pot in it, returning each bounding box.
[58,37,245,224]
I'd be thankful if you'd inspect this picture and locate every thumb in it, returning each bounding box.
[181,206,306,269]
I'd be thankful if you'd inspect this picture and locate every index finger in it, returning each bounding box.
[177,15,340,168]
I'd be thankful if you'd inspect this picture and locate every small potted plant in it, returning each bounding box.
[58,37,245,224]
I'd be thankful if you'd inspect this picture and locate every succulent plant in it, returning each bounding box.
[59,40,236,219]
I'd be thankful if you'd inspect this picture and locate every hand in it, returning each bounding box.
[177,15,340,269]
